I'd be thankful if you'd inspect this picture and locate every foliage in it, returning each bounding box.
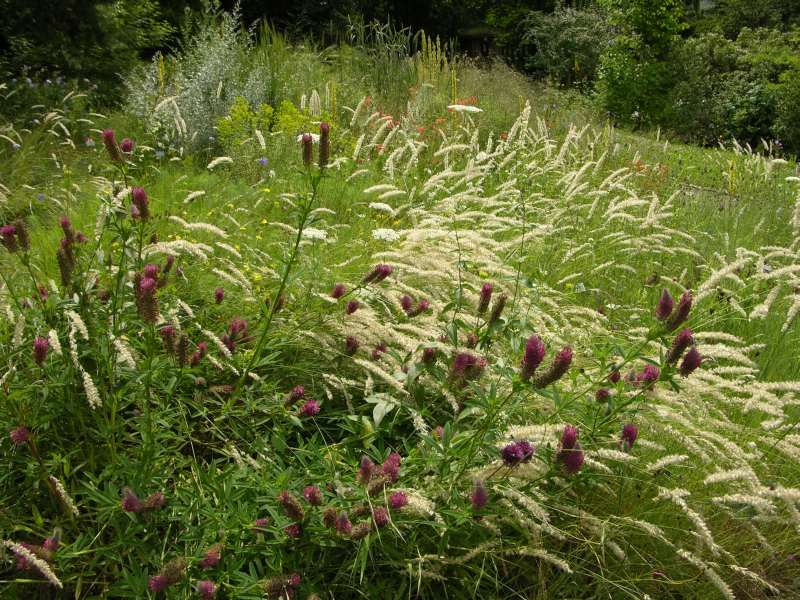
[0,0,175,103]
[521,6,615,89]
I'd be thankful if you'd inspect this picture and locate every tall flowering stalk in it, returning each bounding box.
[237,130,327,389]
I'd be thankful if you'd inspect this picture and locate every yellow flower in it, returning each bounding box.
[260,219,268,225]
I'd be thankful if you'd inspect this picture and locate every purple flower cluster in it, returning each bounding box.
[500,439,534,466]
[556,425,584,475]
[533,346,573,388]
[520,335,546,381]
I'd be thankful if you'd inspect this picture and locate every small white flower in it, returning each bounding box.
[447,104,483,113]
[372,228,400,242]
[302,227,328,241]
[296,133,320,143]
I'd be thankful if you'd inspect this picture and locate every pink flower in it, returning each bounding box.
[381,452,401,482]
[358,456,375,484]
[655,289,674,320]
[284,523,302,538]
[556,425,584,475]
[679,347,702,377]
[335,512,352,535]
[131,187,150,220]
[389,491,408,510]
[199,545,221,569]
[520,335,545,381]
[301,133,313,166]
[148,575,169,593]
[471,480,488,510]
[666,291,692,331]
[33,337,50,366]
[477,283,493,314]
[362,264,393,284]
[345,336,359,356]
[121,488,143,513]
[533,347,573,388]
[119,138,134,153]
[214,287,224,304]
[196,580,217,599]
[102,129,123,163]
[500,440,534,466]
[595,388,611,403]
[373,506,390,527]
[303,485,322,505]
[666,328,694,364]
[10,426,30,445]
[285,385,305,406]
[298,399,320,417]
[331,283,346,299]
[252,517,269,533]
[346,300,360,315]
[637,364,661,386]
[620,424,638,451]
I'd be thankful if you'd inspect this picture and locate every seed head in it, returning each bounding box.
[196,580,217,599]
[335,511,352,535]
[301,133,313,166]
[488,293,507,324]
[319,122,330,168]
[102,129,123,163]
[277,491,304,521]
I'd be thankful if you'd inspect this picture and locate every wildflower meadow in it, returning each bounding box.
[1,8,800,600]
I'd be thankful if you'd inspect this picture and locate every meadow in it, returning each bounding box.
[1,15,800,600]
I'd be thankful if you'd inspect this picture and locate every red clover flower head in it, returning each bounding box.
[400,295,413,313]
[655,289,674,320]
[373,506,390,527]
[284,523,302,538]
[637,364,661,386]
[10,426,30,445]
[608,369,621,384]
[362,264,393,284]
[595,388,611,403]
[319,122,330,168]
[345,336,359,356]
[148,575,169,593]
[335,512,352,535]
[488,293,508,324]
[301,133,313,166]
[422,347,437,365]
[371,343,387,360]
[533,346,573,388]
[252,517,269,533]
[679,347,702,377]
[277,491,304,521]
[144,491,166,510]
[556,426,584,475]
[346,300,360,315]
[358,456,375,484]
[33,337,49,365]
[666,291,693,331]
[471,480,489,510]
[131,187,150,220]
[119,138,134,153]
[331,283,346,299]
[199,544,221,569]
[477,283,493,314]
[620,424,638,451]
[450,352,487,383]
[407,299,430,317]
[303,485,323,505]
[285,385,305,406]
[666,328,694,364]
[298,399,320,417]
[389,491,408,510]
[196,580,217,599]
[381,452,401,482]
[214,287,224,304]
[121,488,143,513]
[520,335,546,381]
[0,224,18,253]
[102,129,123,163]
[500,439,534,466]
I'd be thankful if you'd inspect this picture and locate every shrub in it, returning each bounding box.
[521,6,615,89]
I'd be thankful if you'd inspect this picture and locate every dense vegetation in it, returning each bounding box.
[2,6,800,600]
